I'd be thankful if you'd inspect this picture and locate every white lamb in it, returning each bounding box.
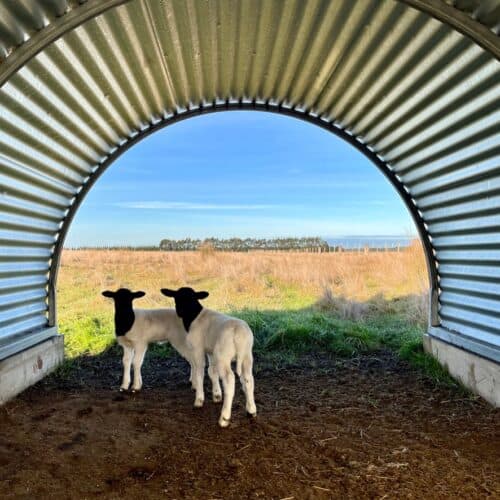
[101,288,221,401]
[161,287,257,427]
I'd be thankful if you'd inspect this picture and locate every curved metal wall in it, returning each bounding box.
[0,0,498,363]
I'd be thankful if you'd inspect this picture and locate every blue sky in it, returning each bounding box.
[65,111,417,247]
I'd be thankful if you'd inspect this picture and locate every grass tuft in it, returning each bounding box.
[237,309,385,357]
[398,338,465,389]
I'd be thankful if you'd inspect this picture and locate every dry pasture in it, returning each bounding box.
[57,242,428,323]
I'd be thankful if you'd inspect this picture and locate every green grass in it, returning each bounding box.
[59,305,462,390]
[236,309,381,356]
[397,337,464,388]
[59,316,114,358]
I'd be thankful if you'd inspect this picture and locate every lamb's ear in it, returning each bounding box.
[195,291,209,300]
[133,291,146,299]
[102,290,115,298]
[160,288,176,297]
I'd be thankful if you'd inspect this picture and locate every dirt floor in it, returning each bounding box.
[0,351,498,499]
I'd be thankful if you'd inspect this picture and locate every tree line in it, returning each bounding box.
[67,237,409,253]
[159,237,331,252]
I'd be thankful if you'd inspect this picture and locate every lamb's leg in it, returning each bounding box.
[121,346,134,391]
[207,354,222,402]
[240,354,257,417]
[189,361,196,390]
[219,363,235,428]
[131,343,147,392]
[193,355,206,408]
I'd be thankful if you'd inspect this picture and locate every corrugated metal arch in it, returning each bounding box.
[0,1,498,87]
[0,0,499,364]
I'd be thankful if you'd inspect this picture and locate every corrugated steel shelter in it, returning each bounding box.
[0,0,499,402]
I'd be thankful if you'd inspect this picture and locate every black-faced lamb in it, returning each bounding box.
[160,286,257,427]
[101,288,221,400]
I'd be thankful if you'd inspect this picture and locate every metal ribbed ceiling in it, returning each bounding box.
[0,0,499,363]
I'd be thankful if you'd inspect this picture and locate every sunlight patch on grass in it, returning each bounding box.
[60,316,114,358]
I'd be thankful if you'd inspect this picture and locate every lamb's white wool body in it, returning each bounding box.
[116,308,189,392]
[187,308,257,427]
[161,286,256,427]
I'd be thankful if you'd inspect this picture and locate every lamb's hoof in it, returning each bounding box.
[246,411,257,418]
[131,388,141,393]
[194,398,204,408]
[213,394,222,403]
[218,416,231,428]
[119,387,128,392]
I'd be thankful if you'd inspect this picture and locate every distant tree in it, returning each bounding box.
[159,236,330,252]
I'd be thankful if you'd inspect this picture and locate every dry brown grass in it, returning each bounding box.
[58,241,428,324]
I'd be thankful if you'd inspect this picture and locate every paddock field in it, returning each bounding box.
[57,244,429,320]
[1,247,499,498]
[56,244,430,358]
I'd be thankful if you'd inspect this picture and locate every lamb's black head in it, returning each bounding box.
[102,288,146,337]
[160,287,209,332]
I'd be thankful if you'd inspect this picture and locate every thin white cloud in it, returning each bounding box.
[116,201,277,210]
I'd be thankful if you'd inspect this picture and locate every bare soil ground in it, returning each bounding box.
[0,351,498,499]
